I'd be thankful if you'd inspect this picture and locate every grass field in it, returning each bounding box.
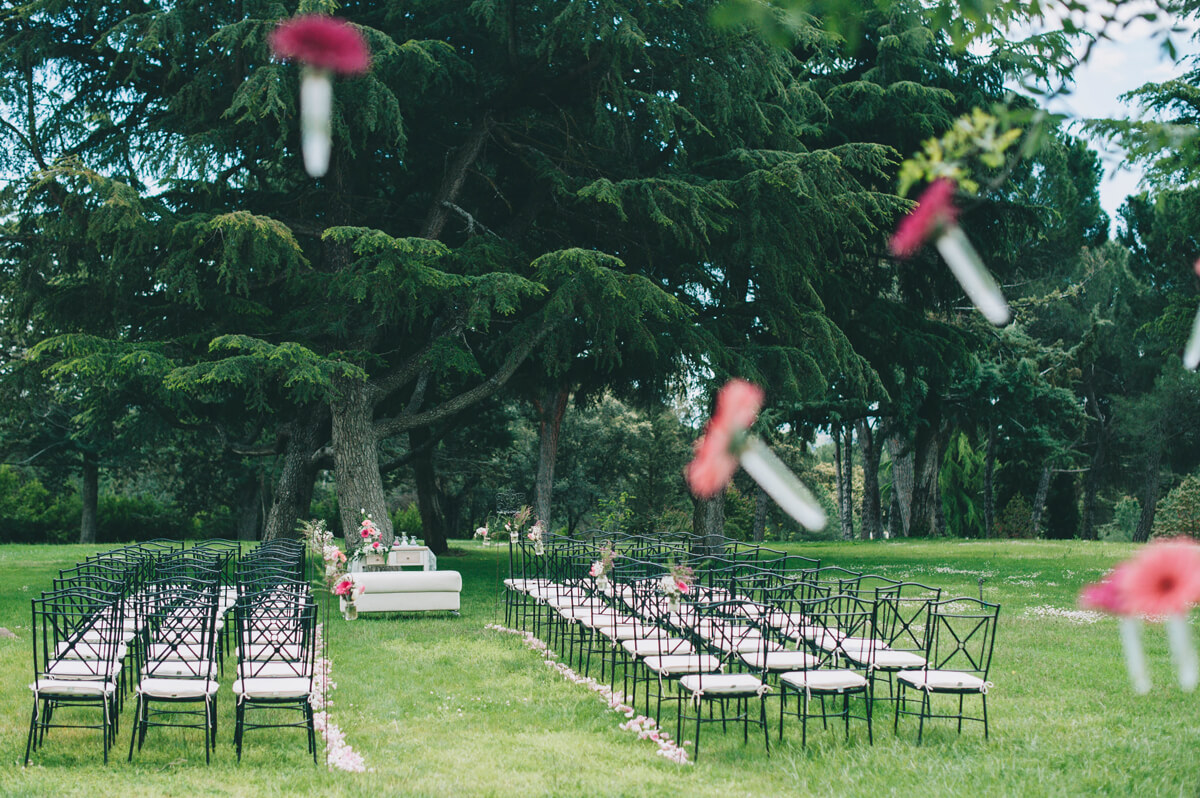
[0,539,1197,797]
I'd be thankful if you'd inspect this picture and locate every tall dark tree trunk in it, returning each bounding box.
[411,425,448,555]
[857,419,881,540]
[1133,447,1163,543]
[909,423,943,537]
[1080,385,1106,541]
[264,411,325,541]
[533,388,569,529]
[752,485,768,543]
[983,426,996,539]
[235,472,262,542]
[331,379,393,544]
[79,451,98,544]
[833,427,846,538]
[839,426,855,540]
[692,492,726,557]
[888,488,903,539]
[887,434,914,537]
[1030,465,1052,538]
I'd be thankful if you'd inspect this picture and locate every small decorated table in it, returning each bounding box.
[348,546,437,572]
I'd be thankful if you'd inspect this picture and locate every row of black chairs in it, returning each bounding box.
[25,538,317,765]
[503,532,999,759]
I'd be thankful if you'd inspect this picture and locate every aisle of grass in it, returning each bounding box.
[0,539,1197,797]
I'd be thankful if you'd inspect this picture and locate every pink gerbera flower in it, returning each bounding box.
[889,178,958,258]
[268,15,371,75]
[1118,538,1200,616]
[1079,563,1130,614]
[686,379,764,498]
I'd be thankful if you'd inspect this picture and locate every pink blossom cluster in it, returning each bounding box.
[485,623,692,765]
[686,379,763,498]
[310,623,369,773]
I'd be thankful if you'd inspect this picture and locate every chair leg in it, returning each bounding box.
[917,691,929,744]
[957,694,964,734]
[982,693,989,740]
[128,696,141,761]
[24,700,38,766]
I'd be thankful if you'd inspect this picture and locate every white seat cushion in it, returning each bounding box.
[713,636,780,654]
[642,654,721,675]
[46,659,121,679]
[147,642,210,661]
[679,673,765,696]
[136,677,219,699]
[55,641,128,661]
[145,659,218,678]
[739,649,821,671]
[239,662,312,679]
[238,643,303,661]
[780,669,868,692]
[898,670,988,692]
[858,650,926,669]
[621,638,694,657]
[31,678,116,696]
[232,677,312,700]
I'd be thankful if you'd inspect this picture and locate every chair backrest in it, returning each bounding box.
[794,594,877,669]
[142,585,219,678]
[31,587,123,683]
[234,590,317,681]
[922,597,1000,678]
[876,582,943,652]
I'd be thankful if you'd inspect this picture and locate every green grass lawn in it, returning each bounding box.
[0,539,1197,797]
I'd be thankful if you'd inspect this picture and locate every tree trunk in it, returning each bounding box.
[411,426,448,555]
[533,388,570,529]
[1080,385,1106,541]
[857,419,881,540]
[1133,447,1163,543]
[983,426,996,539]
[692,492,726,557]
[79,451,98,544]
[833,427,846,538]
[886,434,914,537]
[840,426,855,540]
[331,379,393,544]
[887,488,902,539]
[264,412,324,541]
[908,423,942,538]
[1030,465,1052,538]
[235,472,262,542]
[752,484,768,543]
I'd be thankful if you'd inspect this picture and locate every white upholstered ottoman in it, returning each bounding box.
[340,570,462,614]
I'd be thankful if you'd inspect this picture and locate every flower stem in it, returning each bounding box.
[300,67,333,177]
[1166,613,1198,692]
[1119,616,1151,694]
[935,224,1011,326]
[738,437,827,531]
[1183,303,1200,371]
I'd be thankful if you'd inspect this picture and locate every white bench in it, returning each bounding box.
[340,570,462,614]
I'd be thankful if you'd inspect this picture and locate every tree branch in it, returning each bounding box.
[421,113,495,240]
[373,314,567,439]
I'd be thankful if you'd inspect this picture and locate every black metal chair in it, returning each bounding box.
[231,588,318,762]
[25,587,124,764]
[895,597,999,743]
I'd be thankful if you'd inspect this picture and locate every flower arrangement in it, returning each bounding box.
[269,14,371,178]
[1079,537,1200,693]
[474,525,491,546]
[659,563,695,600]
[527,519,546,555]
[354,512,386,560]
[301,518,349,589]
[687,379,826,531]
[589,543,616,588]
[499,505,534,543]
[333,575,367,620]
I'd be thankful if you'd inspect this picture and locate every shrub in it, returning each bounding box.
[994,494,1035,538]
[1099,496,1140,542]
[392,502,423,538]
[1153,475,1200,539]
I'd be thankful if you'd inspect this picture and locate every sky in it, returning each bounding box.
[1044,11,1199,231]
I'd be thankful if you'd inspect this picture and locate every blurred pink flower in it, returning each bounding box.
[686,379,764,498]
[269,15,371,75]
[889,178,958,258]
[1079,564,1130,614]
[1119,538,1200,616]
